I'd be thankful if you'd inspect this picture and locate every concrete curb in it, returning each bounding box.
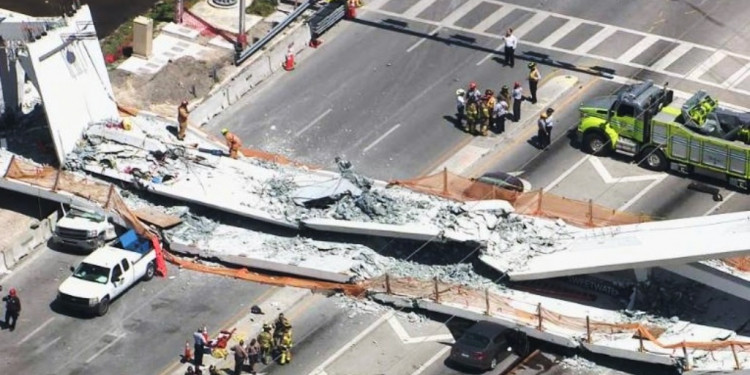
[370,293,679,368]
[189,19,312,127]
[168,241,353,284]
[0,210,58,272]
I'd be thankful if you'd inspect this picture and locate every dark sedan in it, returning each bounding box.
[449,321,513,371]
[472,171,527,193]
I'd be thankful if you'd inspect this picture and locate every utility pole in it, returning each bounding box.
[174,0,184,24]
[237,0,247,49]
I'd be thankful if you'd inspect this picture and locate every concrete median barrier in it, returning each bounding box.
[190,20,311,127]
[1,210,58,271]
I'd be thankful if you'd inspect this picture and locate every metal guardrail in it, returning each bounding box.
[309,1,345,39]
[234,0,313,65]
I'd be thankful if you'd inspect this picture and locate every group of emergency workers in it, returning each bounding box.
[257,313,294,367]
[456,62,543,137]
[176,100,244,159]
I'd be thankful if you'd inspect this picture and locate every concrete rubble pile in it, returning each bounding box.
[65,115,578,263]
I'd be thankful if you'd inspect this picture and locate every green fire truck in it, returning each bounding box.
[576,80,750,190]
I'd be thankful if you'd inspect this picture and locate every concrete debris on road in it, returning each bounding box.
[559,355,597,371]
[333,294,389,318]
[68,113,573,268]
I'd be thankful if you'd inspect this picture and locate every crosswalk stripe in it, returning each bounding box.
[723,61,750,89]
[362,0,390,11]
[687,50,727,80]
[618,34,660,63]
[538,19,582,48]
[573,26,617,54]
[471,4,517,33]
[361,4,750,97]
[442,0,484,26]
[513,12,548,38]
[403,0,436,18]
[649,43,692,71]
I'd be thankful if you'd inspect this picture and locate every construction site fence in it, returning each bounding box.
[390,169,750,272]
[365,274,750,371]
[390,169,650,227]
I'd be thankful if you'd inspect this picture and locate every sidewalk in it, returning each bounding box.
[163,286,311,375]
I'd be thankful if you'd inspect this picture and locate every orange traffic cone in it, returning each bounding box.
[184,341,193,362]
[283,48,295,71]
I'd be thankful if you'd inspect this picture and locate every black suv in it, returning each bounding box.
[449,321,514,371]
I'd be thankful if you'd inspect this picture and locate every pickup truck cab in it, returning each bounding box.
[57,230,157,316]
[53,205,117,252]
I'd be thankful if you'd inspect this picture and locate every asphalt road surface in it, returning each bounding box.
[0,244,274,375]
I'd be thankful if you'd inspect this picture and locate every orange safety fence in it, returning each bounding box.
[365,275,750,364]
[162,251,365,295]
[391,169,649,227]
[3,156,168,276]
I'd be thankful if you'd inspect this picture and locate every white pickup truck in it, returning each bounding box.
[53,205,117,251]
[57,230,157,316]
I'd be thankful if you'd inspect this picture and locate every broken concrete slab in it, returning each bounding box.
[21,5,119,163]
[504,212,750,281]
[461,200,514,214]
[292,177,362,208]
[301,217,443,242]
[133,207,182,229]
[663,262,750,302]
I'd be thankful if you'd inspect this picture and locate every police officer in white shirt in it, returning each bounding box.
[503,28,518,68]
[493,99,509,133]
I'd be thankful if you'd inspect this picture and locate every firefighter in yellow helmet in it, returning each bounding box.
[465,100,479,134]
[221,128,243,159]
[478,95,492,136]
[278,326,293,365]
[177,100,189,141]
[257,323,273,365]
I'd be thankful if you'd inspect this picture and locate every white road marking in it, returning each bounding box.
[442,0,483,26]
[617,174,667,212]
[573,26,617,54]
[404,0,436,18]
[18,317,55,346]
[723,61,750,89]
[363,123,401,153]
[410,346,452,375]
[538,19,582,48]
[471,4,516,33]
[387,315,454,344]
[513,12,548,38]
[477,41,505,66]
[649,43,692,71]
[687,50,726,80]
[619,34,660,63]
[406,27,442,53]
[308,311,394,375]
[589,157,664,183]
[703,191,737,216]
[85,333,126,364]
[33,336,61,354]
[365,2,750,97]
[543,154,590,192]
[362,0,389,10]
[295,108,332,137]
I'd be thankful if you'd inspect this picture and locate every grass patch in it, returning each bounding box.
[100,0,202,58]
[246,0,278,17]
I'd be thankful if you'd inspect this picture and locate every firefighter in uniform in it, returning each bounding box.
[221,128,243,159]
[485,89,496,133]
[465,100,479,134]
[273,313,289,348]
[527,62,541,104]
[257,324,273,365]
[278,325,293,365]
[478,96,491,136]
[177,100,189,141]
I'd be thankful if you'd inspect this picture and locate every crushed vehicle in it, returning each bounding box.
[53,205,117,251]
